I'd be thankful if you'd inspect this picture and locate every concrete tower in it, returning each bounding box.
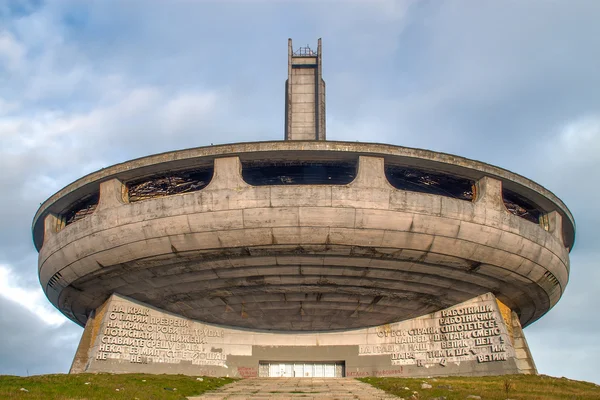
[285,38,326,140]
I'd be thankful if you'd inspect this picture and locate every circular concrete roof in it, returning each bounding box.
[33,141,574,330]
[32,140,575,250]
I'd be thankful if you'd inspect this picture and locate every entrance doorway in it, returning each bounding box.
[258,361,345,377]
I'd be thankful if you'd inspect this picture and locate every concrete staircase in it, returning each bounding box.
[188,378,399,399]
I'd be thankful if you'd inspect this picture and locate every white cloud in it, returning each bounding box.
[0,31,25,71]
[558,115,600,161]
[0,97,20,115]
[162,92,218,134]
[0,264,66,326]
[0,86,221,162]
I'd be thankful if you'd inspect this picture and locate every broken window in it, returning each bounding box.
[127,168,213,202]
[64,193,99,226]
[242,161,356,185]
[502,188,543,224]
[385,165,474,201]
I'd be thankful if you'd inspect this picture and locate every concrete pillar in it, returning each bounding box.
[43,213,62,241]
[475,176,505,211]
[546,210,565,244]
[70,298,111,374]
[206,157,249,190]
[350,156,392,189]
[317,38,326,141]
[97,179,126,210]
[510,311,538,374]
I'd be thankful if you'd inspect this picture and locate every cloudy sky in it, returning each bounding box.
[1,0,599,383]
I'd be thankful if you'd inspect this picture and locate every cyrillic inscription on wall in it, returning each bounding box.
[359,302,512,367]
[93,303,226,367]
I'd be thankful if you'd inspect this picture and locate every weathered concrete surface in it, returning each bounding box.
[510,311,537,374]
[69,298,109,374]
[187,378,398,399]
[32,141,576,252]
[38,154,569,329]
[71,292,527,378]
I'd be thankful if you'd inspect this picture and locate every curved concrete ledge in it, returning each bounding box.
[37,155,570,330]
[32,141,575,251]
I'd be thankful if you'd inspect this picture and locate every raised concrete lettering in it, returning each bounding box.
[93,303,226,368]
[367,301,510,368]
[73,292,521,377]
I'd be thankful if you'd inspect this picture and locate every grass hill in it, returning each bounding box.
[0,373,598,399]
[359,375,600,400]
[0,373,234,399]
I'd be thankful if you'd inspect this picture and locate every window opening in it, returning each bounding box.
[502,188,543,224]
[242,161,356,186]
[64,193,99,226]
[127,168,213,202]
[385,165,474,201]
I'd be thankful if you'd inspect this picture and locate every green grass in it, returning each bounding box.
[0,373,236,400]
[2,373,598,399]
[359,374,600,400]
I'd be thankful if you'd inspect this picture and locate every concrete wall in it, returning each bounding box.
[31,141,576,252]
[72,292,523,378]
[288,67,317,140]
[38,155,569,331]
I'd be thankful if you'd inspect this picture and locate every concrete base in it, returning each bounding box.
[70,292,536,378]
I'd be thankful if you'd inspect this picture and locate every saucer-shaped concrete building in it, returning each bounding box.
[33,39,574,378]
